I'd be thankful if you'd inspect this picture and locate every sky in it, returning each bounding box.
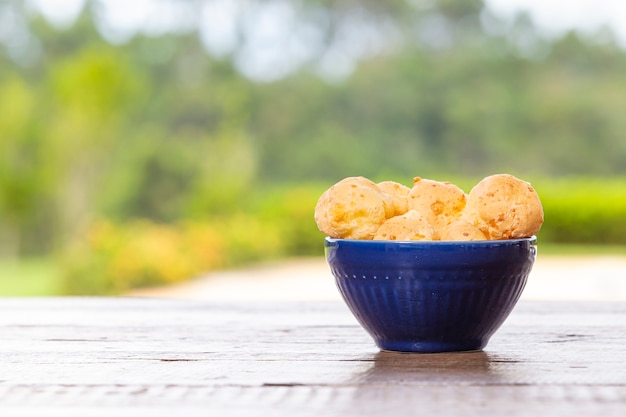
[29,0,626,39]
[23,0,626,80]
[485,0,626,46]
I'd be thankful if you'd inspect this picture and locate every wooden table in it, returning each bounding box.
[0,298,625,416]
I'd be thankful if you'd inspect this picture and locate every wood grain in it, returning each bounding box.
[0,298,625,416]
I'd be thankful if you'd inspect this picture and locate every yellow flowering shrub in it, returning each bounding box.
[61,219,225,294]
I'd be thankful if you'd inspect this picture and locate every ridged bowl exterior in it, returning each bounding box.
[325,237,537,353]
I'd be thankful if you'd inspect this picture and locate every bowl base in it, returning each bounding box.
[376,338,488,353]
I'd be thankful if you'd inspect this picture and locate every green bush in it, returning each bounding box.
[210,213,286,266]
[246,183,328,256]
[535,178,626,244]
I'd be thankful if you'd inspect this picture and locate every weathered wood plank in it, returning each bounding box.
[0,298,625,416]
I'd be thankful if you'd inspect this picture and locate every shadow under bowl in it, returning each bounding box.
[325,236,537,353]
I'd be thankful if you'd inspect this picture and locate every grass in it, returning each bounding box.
[0,258,62,296]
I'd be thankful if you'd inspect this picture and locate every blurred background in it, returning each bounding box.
[1,0,625,297]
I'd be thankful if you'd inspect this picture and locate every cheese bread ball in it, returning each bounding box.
[463,174,544,240]
[314,176,391,240]
[374,210,434,241]
[408,177,467,229]
[377,181,410,217]
[437,219,488,241]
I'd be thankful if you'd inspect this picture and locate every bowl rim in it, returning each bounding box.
[325,235,537,247]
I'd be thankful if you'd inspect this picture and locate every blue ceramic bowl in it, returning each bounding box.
[325,236,537,353]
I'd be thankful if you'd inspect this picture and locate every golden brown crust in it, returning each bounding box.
[314,176,389,240]
[437,219,488,241]
[408,177,466,230]
[376,181,410,217]
[463,174,544,240]
[314,174,543,241]
[374,210,434,241]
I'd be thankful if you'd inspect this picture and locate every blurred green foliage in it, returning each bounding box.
[61,184,326,294]
[1,0,626,293]
[535,178,626,245]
